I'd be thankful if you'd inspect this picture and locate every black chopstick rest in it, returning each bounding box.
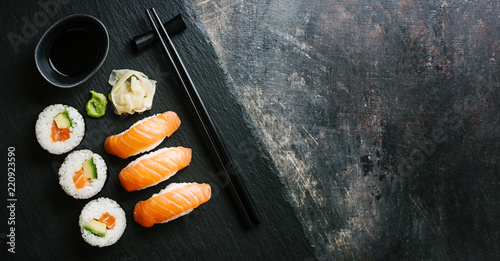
[132,14,186,52]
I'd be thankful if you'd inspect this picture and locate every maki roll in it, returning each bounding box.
[58,149,107,199]
[35,104,85,154]
[79,198,126,247]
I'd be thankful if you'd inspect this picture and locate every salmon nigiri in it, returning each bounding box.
[119,147,192,191]
[134,182,211,227]
[104,111,181,158]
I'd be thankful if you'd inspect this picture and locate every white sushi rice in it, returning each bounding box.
[79,198,126,247]
[58,149,107,199]
[35,104,85,154]
[152,182,191,198]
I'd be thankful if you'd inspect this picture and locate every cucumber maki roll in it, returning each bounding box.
[58,149,107,199]
[79,198,126,247]
[35,104,85,154]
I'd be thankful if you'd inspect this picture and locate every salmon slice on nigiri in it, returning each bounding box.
[133,182,211,227]
[104,111,181,159]
[119,146,192,191]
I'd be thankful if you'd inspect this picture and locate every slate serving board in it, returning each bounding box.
[0,0,315,260]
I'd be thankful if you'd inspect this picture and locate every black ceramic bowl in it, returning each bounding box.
[35,14,109,88]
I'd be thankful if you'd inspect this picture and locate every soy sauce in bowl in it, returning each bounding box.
[48,28,100,77]
[35,14,109,88]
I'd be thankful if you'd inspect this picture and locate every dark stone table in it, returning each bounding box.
[192,0,500,259]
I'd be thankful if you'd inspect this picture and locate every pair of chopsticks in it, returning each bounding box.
[146,8,261,228]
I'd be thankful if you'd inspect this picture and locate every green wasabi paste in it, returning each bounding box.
[85,91,107,118]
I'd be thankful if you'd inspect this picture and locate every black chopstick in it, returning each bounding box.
[146,8,261,227]
[147,9,261,226]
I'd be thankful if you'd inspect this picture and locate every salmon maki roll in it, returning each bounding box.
[58,149,107,199]
[104,111,181,158]
[134,182,211,227]
[79,197,126,247]
[119,147,192,191]
[35,104,85,155]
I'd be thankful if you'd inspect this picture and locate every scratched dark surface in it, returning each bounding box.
[192,0,500,260]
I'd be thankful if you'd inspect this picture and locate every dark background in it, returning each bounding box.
[1,0,500,260]
[192,0,500,260]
